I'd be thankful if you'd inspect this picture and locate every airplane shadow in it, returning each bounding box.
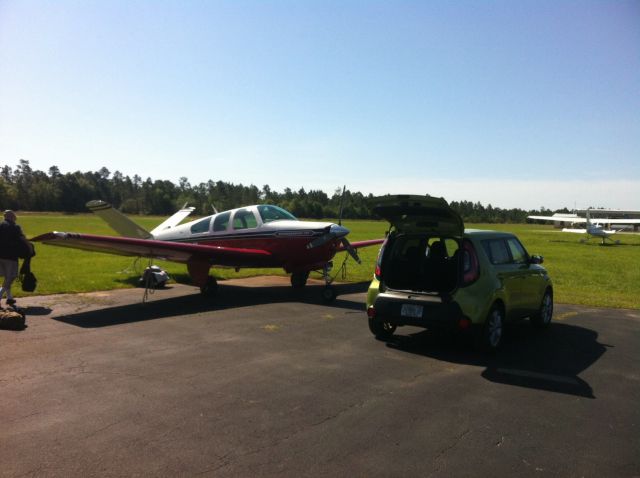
[53,281,370,329]
[384,322,609,399]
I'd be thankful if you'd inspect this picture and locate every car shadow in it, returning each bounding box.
[384,322,609,399]
[53,281,369,329]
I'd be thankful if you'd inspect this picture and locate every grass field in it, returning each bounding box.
[13,212,640,309]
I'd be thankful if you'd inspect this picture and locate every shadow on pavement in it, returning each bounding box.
[385,322,609,399]
[53,281,369,329]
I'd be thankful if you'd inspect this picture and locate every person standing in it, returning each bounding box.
[0,210,27,307]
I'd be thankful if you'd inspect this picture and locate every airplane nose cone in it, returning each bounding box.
[330,224,350,239]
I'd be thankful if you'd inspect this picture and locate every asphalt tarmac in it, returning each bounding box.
[2,277,639,477]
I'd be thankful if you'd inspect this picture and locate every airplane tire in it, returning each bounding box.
[321,286,337,303]
[200,276,218,298]
[291,271,309,288]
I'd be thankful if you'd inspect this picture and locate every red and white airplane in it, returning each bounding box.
[32,201,384,301]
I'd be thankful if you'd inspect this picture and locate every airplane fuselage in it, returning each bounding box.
[153,204,348,273]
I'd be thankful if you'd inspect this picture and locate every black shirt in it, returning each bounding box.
[0,220,24,260]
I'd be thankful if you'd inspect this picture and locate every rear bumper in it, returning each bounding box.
[372,292,467,331]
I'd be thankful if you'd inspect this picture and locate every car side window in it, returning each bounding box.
[506,238,528,264]
[482,239,511,265]
[233,209,258,230]
[190,217,211,234]
[212,211,231,232]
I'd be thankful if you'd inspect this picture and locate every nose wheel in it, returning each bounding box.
[321,285,337,303]
[321,262,337,303]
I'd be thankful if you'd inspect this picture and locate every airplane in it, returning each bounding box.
[31,200,384,302]
[527,209,640,244]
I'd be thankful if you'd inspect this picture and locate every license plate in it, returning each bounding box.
[401,304,423,318]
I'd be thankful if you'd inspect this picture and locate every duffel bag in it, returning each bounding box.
[0,309,26,330]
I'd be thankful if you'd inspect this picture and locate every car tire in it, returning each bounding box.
[368,316,397,340]
[478,304,504,352]
[531,288,553,328]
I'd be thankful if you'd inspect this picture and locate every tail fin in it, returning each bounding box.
[150,206,195,235]
[86,200,152,239]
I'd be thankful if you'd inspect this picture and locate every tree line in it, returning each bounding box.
[1,160,564,222]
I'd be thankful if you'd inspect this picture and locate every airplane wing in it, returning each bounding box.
[592,218,640,225]
[527,215,587,224]
[31,232,272,267]
[529,215,640,225]
[338,238,386,250]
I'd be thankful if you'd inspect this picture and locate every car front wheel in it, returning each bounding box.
[531,289,553,328]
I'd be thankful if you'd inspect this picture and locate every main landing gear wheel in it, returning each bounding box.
[290,271,310,289]
[321,286,337,303]
[200,276,218,298]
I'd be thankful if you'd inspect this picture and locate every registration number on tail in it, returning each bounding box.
[401,304,423,318]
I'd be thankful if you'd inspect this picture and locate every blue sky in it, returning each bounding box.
[1,0,638,209]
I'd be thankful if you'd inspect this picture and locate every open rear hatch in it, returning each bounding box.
[370,195,465,295]
[370,194,463,236]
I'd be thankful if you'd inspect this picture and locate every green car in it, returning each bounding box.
[366,195,553,351]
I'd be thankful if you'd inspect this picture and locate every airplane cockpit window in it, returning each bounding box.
[190,217,212,234]
[257,205,297,223]
[233,209,258,230]
[213,211,231,232]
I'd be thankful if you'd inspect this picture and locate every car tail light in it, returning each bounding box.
[462,239,479,285]
[374,239,388,281]
[367,306,376,318]
[458,318,471,330]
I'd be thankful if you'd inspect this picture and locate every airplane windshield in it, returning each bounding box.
[257,205,297,223]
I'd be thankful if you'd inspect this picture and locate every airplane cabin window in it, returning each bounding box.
[213,212,231,232]
[190,217,211,234]
[233,209,258,230]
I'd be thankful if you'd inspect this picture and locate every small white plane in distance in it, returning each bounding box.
[527,209,640,244]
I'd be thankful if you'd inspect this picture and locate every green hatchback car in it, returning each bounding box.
[366,195,553,351]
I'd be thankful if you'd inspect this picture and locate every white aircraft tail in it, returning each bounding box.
[150,206,195,235]
[86,200,196,239]
[86,200,153,239]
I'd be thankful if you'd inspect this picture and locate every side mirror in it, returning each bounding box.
[529,255,544,265]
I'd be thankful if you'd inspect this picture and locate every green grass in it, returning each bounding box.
[13,213,640,309]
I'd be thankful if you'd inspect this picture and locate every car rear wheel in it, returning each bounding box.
[478,305,504,352]
[531,289,553,328]
[368,316,397,340]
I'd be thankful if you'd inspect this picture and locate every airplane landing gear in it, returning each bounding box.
[290,271,310,288]
[321,262,337,303]
[200,276,218,297]
[322,286,337,303]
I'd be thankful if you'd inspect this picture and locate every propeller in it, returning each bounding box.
[340,237,361,264]
[306,224,350,249]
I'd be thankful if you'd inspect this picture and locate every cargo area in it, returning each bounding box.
[381,234,460,294]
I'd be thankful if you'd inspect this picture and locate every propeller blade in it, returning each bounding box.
[338,185,346,226]
[341,238,361,264]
